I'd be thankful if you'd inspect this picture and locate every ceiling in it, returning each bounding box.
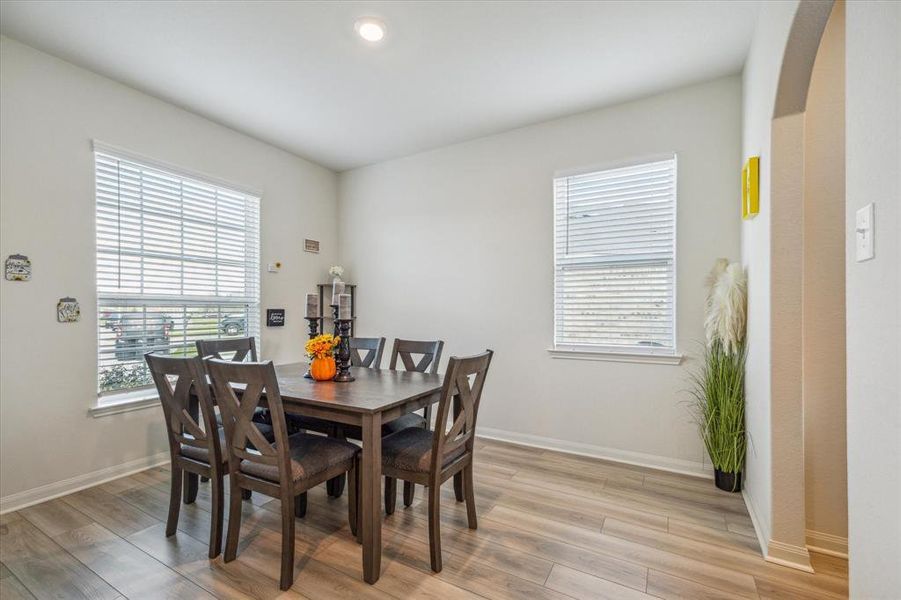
[0,1,759,171]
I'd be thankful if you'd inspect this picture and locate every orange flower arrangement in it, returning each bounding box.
[305,333,340,359]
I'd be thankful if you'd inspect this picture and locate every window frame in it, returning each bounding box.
[91,141,262,411]
[550,154,681,363]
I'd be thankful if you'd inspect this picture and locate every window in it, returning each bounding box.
[553,156,677,356]
[95,144,260,399]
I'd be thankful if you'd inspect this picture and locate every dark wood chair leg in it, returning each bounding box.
[453,472,464,502]
[279,493,296,591]
[183,471,198,504]
[224,478,243,562]
[327,473,346,498]
[348,459,358,538]
[294,492,307,518]
[241,488,252,500]
[209,473,224,558]
[428,481,443,572]
[403,481,415,507]
[326,426,347,498]
[384,477,396,515]
[166,465,183,537]
[463,464,477,530]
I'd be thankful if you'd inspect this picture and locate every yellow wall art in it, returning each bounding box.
[742,156,759,220]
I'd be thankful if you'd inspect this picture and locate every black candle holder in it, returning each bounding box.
[333,318,354,382]
[303,316,320,379]
[331,304,340,338]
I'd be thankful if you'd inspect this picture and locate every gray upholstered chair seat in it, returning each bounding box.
[181,422,275,464]
[240,433,359,483]
[181,427,228,464]
[381,427,466,473]
[215,407,270,428]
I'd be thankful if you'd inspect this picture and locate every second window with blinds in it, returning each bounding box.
[95,144,261,403]
[553,156,678,360]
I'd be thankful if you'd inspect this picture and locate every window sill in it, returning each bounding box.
[89,393,160,418]
[547,348,684,365]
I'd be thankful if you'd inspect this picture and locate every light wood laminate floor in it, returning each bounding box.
[1,439,847,599]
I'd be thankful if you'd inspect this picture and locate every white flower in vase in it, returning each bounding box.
[329,265,345,281]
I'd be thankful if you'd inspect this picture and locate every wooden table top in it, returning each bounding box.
[271,362,443,414]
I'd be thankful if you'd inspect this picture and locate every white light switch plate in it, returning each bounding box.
[855,203,875,262]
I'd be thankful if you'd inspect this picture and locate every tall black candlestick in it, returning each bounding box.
[332,304,340,338]
[333,319,354,382]
[303,317,320,379]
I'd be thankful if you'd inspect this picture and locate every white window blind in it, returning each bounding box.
[95,147,260,397]
[554,157,677,354]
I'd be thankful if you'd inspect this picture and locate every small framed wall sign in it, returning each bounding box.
[5,254,31,281]
[304,239,320,253]
[266,308,285,327]
[742,156,760,220]
[57,297,80,322]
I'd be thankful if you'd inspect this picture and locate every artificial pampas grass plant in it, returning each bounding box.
[692,259,748,491]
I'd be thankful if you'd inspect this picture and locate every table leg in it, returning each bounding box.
[361,413,382,583]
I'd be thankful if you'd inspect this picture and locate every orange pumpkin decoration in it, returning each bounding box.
[310,356,337,381]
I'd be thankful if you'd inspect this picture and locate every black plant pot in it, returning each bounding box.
[714,469,742,493]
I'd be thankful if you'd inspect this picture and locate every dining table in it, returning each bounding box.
[186,362,444,584]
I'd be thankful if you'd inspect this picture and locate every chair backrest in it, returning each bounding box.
[196,337,257,362]
[430,350,493,472]
[145,353,220,465]
[389,339,444,374]
[205,359,292,484]
[350,337,386,369]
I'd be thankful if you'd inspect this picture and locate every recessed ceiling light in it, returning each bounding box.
[354,17,386,43]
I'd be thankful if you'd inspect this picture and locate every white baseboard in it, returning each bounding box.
[806,529,849,559]
[766,539,815,572]
[0,451,170,514]
[742,488,771,557]
[477,427,712,478]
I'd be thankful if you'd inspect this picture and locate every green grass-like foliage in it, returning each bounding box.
[690,340,746,484]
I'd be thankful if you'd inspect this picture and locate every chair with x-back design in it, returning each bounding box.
[349,336,386,369]
[205,358,360,591]
[196,337,258,362]
[145,353,226,559]
[380,350,493,572]
[382,338,444,510]
[196,337,274,497]
[328,338,445,501]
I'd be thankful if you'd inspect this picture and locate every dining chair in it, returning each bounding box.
[384,338,444,510]
[196,337,274,496]
[328,338,444,501]
[381,349,493,572]
[145,353,225,559]
[205,358,360,591]
[196,337,258,362]
[349,336,386,369]
[319,336,386,497]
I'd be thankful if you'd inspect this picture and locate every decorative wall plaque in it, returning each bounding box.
[57,297,80,322]
[5,254,31,281]
[266,308,285,327]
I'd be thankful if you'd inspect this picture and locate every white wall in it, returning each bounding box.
[0,37,337,507]
[845,2,901,597]
[740,0,802,553]
[338,76,741,473]
[802,0,847,553]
